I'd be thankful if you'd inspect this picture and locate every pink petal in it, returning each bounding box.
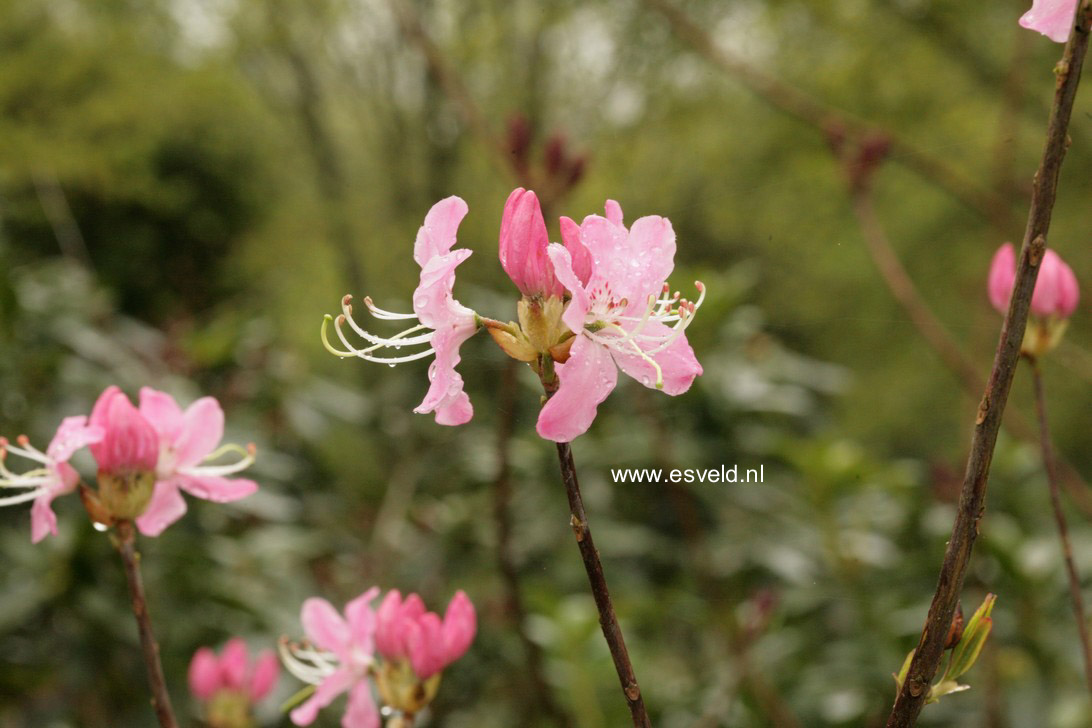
[290,669,353,726]
[609,321,704,395]
[135,483,188,537]
[1057,256,1080,316]
[499,188,562,297]
[345,586,381,652]
[413,249,474,330]
[577,214,677,311]
[138,388,184,444]
[46,416,103,463]
[413,196,469,268]
[560,216,593,287]
[219,638,249,691]
[342,681,380,728]
[89,388,159,473]
[249,650,280,702]
[545,244,592,334]
[406,612,446,680]
[536,335,618,442]
[173,397,224,468]
[301,598,351,655]
[188,647,221,700]
[1020,0,1077,42]
[988,243,1016,314]
[440,590,476,666]
[604,199,624,227]
[374,590,405,659]
[176,474,258,503]
[30,494,59,544]
[413,324,477,426]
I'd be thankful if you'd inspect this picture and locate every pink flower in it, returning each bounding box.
[374,590,476,680]
[323,197,480,426]
[0,417,103,543]
[537,200,705,442]
[89,386,159,476]
[988,242,1079,318]
[1020,0,1078,42]
[135,387,258,537]
[189,638,279,703]
[282,588,382,728]
[499,188,564,297]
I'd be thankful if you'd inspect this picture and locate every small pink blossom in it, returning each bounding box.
[189,638,279,703]
[538,200,704,442]
[500,188,564,297]
[1020,0,1078,42]
[323,197,480,426]
[89,386,159,476]
[374,589,477,679]
[135,387,258,537]
[0,417,103,543]
[987,242,1079,318]
[282,588,381,728]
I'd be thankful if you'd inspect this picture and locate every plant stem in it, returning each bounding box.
[115,520,178,728]
[1029,357,1092,694]
[552,439,651,727]
[886,4,1092,725]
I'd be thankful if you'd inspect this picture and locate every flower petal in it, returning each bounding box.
[560,216,593,287]
[499,188,561,297]
[1020,0,1077,42]
[577,213,676,309]
[188,647,221,700]
[218,638,249,690]
[414,324,477,426]
[441,590,476,667]
[374,590,405,659]
[176,474,258,503]
[342,680,380,728]
[46,416,103,463]
[345,586,381,653]
[301,598,351,655]
[604,199,624,227]
[413,249,474,330]
[173,397,225,468]
[406,612,446,680]
[138,387,184,444]
[249,649,280,702]
[536,335,618,442]
[290,669,353,726]
[414,196,469,267]
[135,483,188,537]
[987,243,1015,314]
[609,321,704,395]
[89,388,159,473]
[30,494,59,544]
[545,244,592,334]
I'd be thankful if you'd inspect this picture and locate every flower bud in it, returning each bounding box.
[88,387,159,520]
[987,243,1079,356]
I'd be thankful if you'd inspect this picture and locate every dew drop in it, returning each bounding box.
[388,363,396,368]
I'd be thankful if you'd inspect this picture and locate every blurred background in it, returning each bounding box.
[2,0,1092,725]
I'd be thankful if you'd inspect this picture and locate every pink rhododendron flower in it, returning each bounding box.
[281,588,382,728]
[135,387,258,537]
[537,200,705,442]
[988,242,1079,318]
[189,638,279,703]
[374,589,476,679]
[1020,0,1077,42]
[323,197,480,426]
[0,417,103,542]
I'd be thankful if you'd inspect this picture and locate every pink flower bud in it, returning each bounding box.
[987,242,1079,318]
[188,647,221,700]
[249,650,279,702]
[219,638,249,691]
[374,589,476,680]
[441,590,477,665]
[499,188,562,298]
[88,387,158,474]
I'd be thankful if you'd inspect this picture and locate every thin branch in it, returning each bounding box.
[642,0,1017,230]
[1029,357,1092,694]
[115,520,178,728]
[552,438,651,727]
[887,4,1092,725]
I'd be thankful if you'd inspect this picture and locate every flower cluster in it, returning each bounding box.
[189,638,279,728]
[280,587,476,728]
[988,242,1079,356]
[322,188,704,442]
[0,386,258,541]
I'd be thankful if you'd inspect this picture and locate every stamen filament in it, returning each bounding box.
[363,296,418,320]
[0,488,45,507]
[332,317,437,364]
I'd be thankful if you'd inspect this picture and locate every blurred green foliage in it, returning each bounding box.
[2,0,1092,726]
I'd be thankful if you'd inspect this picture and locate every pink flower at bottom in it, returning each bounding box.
[1020,0,1078,42]
[189,638,279,704]
[375,589,477,680]
[282,588,382,728]
[0,417,103,543]
[537,200,704,442]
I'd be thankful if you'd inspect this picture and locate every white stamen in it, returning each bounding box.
[0,488,46,507]
[332,316,437,364]
[363,296,418,320]
[180,443,256,478]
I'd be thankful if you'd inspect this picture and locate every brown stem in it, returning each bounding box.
[493,360,576,726]
[642,0,1016,230]
[1029,358,1092,694]
[887,5,1092,726]
[552,439,651,727]
[115,520,178,728]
